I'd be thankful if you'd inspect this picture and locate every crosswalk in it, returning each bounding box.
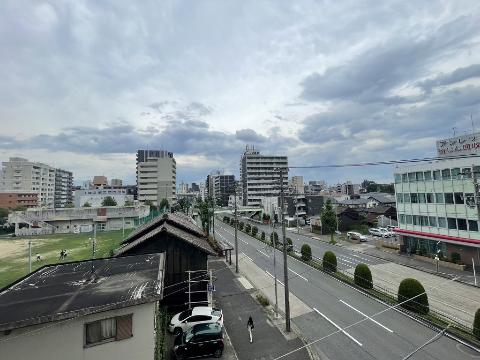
[335,253,378,270]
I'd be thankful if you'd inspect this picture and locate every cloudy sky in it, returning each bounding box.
[1,1,479,186]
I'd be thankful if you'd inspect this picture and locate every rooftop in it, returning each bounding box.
[0,253,165,332]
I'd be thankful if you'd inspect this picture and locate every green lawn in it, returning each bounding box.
[0,229,133,289]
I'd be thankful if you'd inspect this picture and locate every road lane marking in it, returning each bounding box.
[242,252,253,262]
[240,238,249,245]
[257,249,270,258]
[313,308,363,347]
[339,300,393,333]
[288,268,308,281]
[265,270,285,286]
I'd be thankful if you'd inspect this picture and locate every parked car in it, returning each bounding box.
[169,307,223,335]
[173,323,224,359]
[386,225,396,231]
[347,231,368,242]
[378,227,395,237]
[369,228,385,237]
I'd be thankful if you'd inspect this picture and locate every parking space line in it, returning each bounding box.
[339,300,393,333]
[313,308,363,347]
[288,268,308,281]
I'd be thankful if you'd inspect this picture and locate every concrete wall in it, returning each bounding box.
[0,302,156,360]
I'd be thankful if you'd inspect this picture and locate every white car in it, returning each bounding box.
[369,228,386,237]
[378,227,395,237]
[347,231,368,242]
[168,306,223,335]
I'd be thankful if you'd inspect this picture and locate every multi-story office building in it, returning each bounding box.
[191,183,200,192]
[305,180,327,195]
[111,178,123,187]
[136,150,176,206]
[289,176,304,195]
[394,133,480,265]
[240,146,288,207]
[54,169,73,208]
[205,171,235,206]
[1,158,56,208]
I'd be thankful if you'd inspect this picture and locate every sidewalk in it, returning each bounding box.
[210,259,311,360]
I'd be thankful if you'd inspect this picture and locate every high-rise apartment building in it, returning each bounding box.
[206,171,235,206]
[54,169,73,208]
[240,146,288,207]
[111,178,123,187]
[136,150,176,206]
[1,158,56,208]
[290,176,304,195]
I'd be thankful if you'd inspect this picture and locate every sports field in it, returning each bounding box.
[0,229,132,289]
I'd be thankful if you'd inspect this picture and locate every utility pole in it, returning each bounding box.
[279,169,291,332]
[234,187,239,273]
[272,221,279,318]
[28,240,32,273]
[188,271,191,309]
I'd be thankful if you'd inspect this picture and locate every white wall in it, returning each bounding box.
[0,302,156,360]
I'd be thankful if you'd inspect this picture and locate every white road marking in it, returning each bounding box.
[313,308,363,347]
[240,238,249,245]
[242,252,253,262]
[288,268,308,282]
[265,270,285,286]
[339,300,393,333]
[257,249,270,258]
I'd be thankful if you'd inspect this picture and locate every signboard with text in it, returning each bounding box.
[436,132,480,158]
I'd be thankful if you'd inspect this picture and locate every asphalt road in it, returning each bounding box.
[214,221,480,360]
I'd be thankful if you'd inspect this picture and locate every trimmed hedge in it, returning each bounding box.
[252,226,258,236]
[323,251,337,272]
[245,223,251,234]
[398,278,429,315]
[223,216,230,224]
[261,231,266,241]
[238,221,244,231]
[270,231,278,245]
[354,263,373,289]
[474,309,480,340]
[301,244,312,261]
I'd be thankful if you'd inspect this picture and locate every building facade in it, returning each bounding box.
[240,146,288,207]
[136,150,176,206]
[206,171,235,206]
[54,168,74,208]
[0,191,38,209]
[1,157,56,208]
[92,176,108,188]
[289,176,304,195]
[74,189,134,208]
[111,178,123,187]
[394,157,480,265]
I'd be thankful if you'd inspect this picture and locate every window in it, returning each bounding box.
[447,218,457,229]
[396,193,403,203]
[394,174,402,183]
[445,193,454,204]
[457,218,467,231]
[402,173,408,182]
[469,220,479,232]
[85,315,132,347]
[413,215,419,225]
[418,193,426,203]
[426,193,434,203]
[442,169,451,180]
[411,193,418,203]
[438,217,447,228]
[435,193,444,203]
[424,171,432,181]
[451,168,461,179]
[429,216,437,227]
[399,214,406,224]
[421,216,429,226]
[466,193,476,207]
[454,192,465,204]
[433,170,441,180]
[404,193,411,203]
[415,172,424,181]
[406,215,413,224]
[408,172,416,182]
[462,168,472,178]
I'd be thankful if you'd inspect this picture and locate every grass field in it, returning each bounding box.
[0,229,133,289]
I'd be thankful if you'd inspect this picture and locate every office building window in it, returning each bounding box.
[404,193,411,203]
[396,193,403,203]
[418,193,426,203]
[420,216,429,226]
[399,214,405,224]
[413,215,419,225]
[438,217,447,228]
[462,168,472,178]
[424,171,432,181]
[402,173,408,182]
[428,216,437,227]
[435,193,444,203]
[457,218,467,231]
[442,169,451,180]
[415,172,424,181]
[454,192,465,204]
[408,173,416,182]
[447,218,457,229]
[451,168,461,179]
[426,193,434,203]
[445,193,454,204]
[406,215,413,224]
[433,170,441,180]
[466,193,475,207]
[411,193,418,203]
[469,220,479,232]
[394,174,402,183]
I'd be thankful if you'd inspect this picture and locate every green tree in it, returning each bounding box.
[398,278,429,315]
[198,198,213,236]
[323,251,337,272]
[252,226,258,236]
[354,264,373,289]
[65,202,75,208]
[144,200,157,212]
[261,231,266,241]
[301,244,312,261]
[245,223,251,234]
[321,199,338,243]
[178,197,191,214]
[0,208,8,225]
[83,202,92,208]
[474,309,480,339]
[270,231,278,245]
[101,196,117,206]
[159,198,170,213]
[124,199,134,206]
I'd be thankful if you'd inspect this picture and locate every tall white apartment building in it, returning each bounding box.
[240,146,288,207]
[1,158,56,208]
[54,169,73,208]
[394,132,480,266]
[136,150,176,206]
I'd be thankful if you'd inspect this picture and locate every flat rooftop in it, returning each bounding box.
[0,253,165,331]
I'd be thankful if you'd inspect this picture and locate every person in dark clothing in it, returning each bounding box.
[247,316,254,343]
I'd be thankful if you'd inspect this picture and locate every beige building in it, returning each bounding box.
[1,157,56,208]
[290,176,304,195]
[136,150,176,206]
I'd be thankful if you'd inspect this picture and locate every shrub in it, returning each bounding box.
[397,278,429,315]
[261,231,266,241]
[245,223,251,234]
[223,216,230,224]
[256,293,270,307]
[238,221,244,231]
[252,226,258,236]
[451,252,461,264]
[323,251,337,272]
[286,237,292,246]
[354,263,373,289]
[474,309,480,339]
[301,244,312,261]
[270,231,278,245]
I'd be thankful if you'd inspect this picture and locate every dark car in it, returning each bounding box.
[173,323,224,359]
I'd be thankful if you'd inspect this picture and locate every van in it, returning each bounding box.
[173,323,224,359]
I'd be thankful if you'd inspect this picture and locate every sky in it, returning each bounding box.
[1,0,479,186]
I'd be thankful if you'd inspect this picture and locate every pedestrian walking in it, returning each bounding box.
[36,254,41,262]
[247,316,254,343]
